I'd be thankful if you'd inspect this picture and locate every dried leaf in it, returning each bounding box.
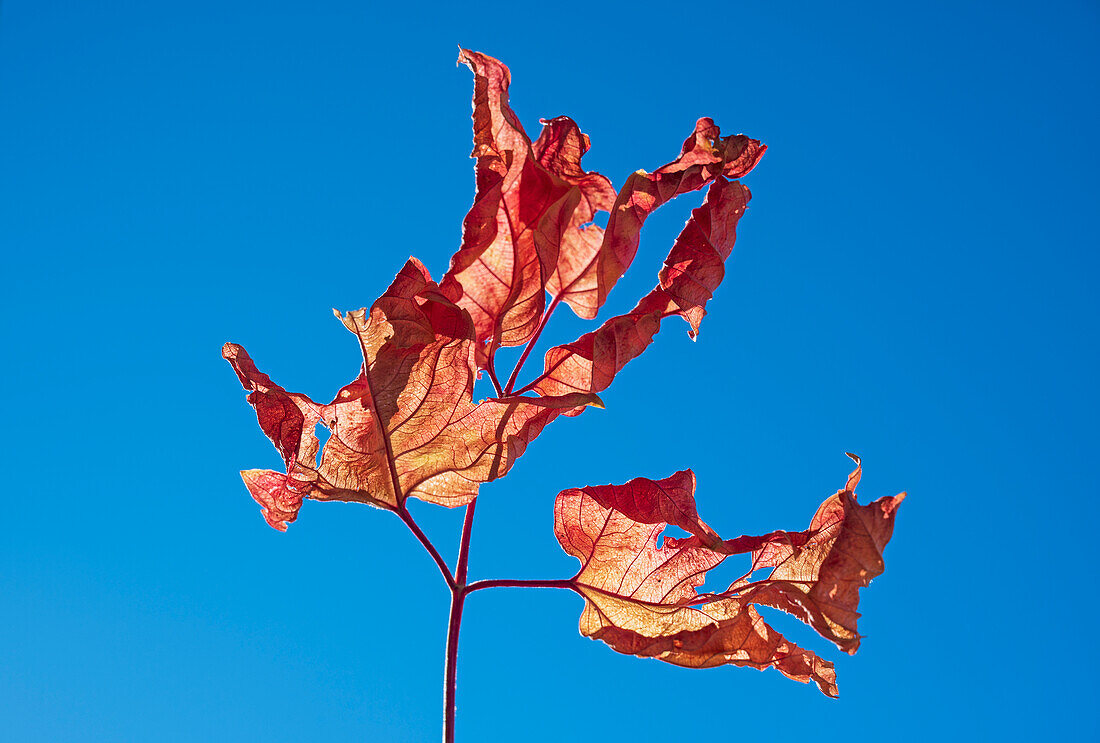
[329,258,600,507]
[554,457,904,695]
[659,176,752,337]
[442,51,614,355]
[535,116,617,318]
[530,178,751,402]
[239,469,309,532]
[730,454,906,653]
[225,257,600,524]
[223,343,322,474]
[579,119,764,318]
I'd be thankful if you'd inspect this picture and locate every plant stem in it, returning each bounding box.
[503,293,563,395]
[396,505,456,590]
[439,502,574,740]
[485,361,505,398]
[443,587,465,743]
[455,498,477,586]
[443,498,478,743]
[465,578,575,594]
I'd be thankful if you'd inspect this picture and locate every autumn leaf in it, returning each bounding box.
[224,257,600,525]
[725,455,906,653]
[525,177,752,402]
[441,50,615,354]
[223,342,322,475]
[237,469,311,533]
[554,456,904,695]
[567,118,764,320]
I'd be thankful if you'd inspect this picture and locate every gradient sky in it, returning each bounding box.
[2,2,1097,741]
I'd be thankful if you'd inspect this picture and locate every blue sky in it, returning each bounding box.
[2,1,1097,740]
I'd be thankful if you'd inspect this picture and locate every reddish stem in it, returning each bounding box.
[443,589,465,743]
[443,499,478,743]
[433,500,573,741]
[396,505,455,590]
[465,578,575,594]
[485,360,505,398]
[503,293,563,395]
[455,499,477,587]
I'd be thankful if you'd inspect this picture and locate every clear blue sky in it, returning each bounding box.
[2,1,1097,740]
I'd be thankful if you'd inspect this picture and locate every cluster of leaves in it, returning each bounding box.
[225,49,902,701]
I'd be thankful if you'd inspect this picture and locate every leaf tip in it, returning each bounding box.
[240,469,303,532]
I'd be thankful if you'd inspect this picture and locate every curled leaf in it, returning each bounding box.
[659,177,752,337]
[584,119,764,317]
[530,178,751,402]
[223,343,322,474]
[442,51,615,355]
[730,454,906,653]
[240,469,309,532]
[554,458,904,695]
[226,258,602,525]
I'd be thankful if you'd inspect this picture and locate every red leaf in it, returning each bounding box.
[659,176,752,337]
[579,119,764,318]
[441,51,615,356]
[240,469,308,532]
[554,457,904,695]
[534,116,617,318]
[529,178,752,402]
[223,343,322,474]
[730,454,906,653]
[226,257,601,525]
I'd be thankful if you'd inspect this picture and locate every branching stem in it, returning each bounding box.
[396,495,571,742]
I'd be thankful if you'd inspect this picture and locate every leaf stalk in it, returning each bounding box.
[396,505,456,590]
[503,293,563,395]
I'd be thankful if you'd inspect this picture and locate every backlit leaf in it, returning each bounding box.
[529,178,752,403]
[441,51,614,355]
[225,257,600,523]
[554,457,904,695]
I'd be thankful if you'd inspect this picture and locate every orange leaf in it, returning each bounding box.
[581,119,764,318]
[554,457,904,695]
[225,257,601,525]
[530,178,752,402]
[441,51,614,355]
[729,454,906,653]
